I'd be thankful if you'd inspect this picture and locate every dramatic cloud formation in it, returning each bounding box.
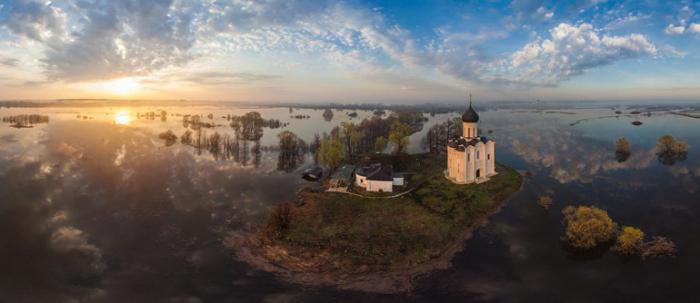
[0,0,697,101]
[508,23,656,86]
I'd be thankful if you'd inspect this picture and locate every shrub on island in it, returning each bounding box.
[562,205,618,250]
[614,226,644,256]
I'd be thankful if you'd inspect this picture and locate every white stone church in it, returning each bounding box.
[446,95,496,184]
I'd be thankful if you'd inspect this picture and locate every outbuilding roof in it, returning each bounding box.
[356,163,393,181]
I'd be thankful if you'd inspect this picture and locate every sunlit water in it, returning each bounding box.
[1,104,699,302]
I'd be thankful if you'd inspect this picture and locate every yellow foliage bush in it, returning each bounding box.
[562,206,618,249]
[614,226,644,256]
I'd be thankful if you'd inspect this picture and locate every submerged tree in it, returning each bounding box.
[181,130,192,145]
[640,236,676,259]
[374,136,388,153]
[388,121,412,154]
[322,108,334,122]
[562,205,618,250]
[614,226,644,256]
[340,122,363,158]
[615,137,631,162]
[277,130,308,172]
[309,133,322,163]
[158,130,178,147]
[656,135,689,165]
[318,135,344,170]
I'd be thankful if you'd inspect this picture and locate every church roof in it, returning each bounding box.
[448,136,492,151]
[462,94,479,123]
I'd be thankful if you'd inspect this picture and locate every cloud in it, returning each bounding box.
[690,23,700,33]
[0,0,67,42]
[0,0,665,94]
[506,23,656,86]
[0,56,19,67]
[41,0,199,81]
[603,14,651,31]
[661,44,688,58]
[664,24,686,35]
[175,71,281,86]
[508,0,556,26]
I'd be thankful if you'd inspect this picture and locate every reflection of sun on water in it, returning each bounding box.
[114,111,131,125]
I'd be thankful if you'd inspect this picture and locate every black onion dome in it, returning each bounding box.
[462,104,479,123]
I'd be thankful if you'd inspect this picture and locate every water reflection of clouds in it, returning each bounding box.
[0,161,105,302]
[489,112,657,183]
[1,120,303,302]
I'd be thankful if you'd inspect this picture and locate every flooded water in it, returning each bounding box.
[1,103,699,302]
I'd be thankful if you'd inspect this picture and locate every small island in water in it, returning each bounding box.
[228,96,523,293]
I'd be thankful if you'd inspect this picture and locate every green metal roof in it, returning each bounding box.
[330,164,355,180]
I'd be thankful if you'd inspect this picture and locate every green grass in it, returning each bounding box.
[267,154,522,270]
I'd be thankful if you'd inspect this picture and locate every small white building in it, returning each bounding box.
[446,95,497,184]
[355,163,400,192]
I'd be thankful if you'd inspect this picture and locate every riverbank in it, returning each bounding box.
[227,154,523,293]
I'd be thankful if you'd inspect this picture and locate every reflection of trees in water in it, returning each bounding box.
[136,111,167,122]
[158,130,177,146]
[312,112,424,160]
[228,112,284,141]
[615,137,631,163]
[177,128,262,165]
[656,135,689,166]
[2,114,50,126]
[241,139,249,165]
[253,141,261,168]
[182,114,216,129]
[170,111,423,169]
[495,115,659,184]
[276,131,308,172]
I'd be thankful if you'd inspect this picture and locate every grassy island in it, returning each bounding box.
[232,154,522,292]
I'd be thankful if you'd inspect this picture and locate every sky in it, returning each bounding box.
[0,0,699,104]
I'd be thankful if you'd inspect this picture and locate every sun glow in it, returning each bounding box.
[104,77,140,95]
[114,111,131,125]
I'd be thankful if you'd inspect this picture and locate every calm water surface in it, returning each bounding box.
[1,104,699,302]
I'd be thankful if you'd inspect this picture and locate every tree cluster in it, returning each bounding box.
[563,205,676,259]
[424,117,462,154]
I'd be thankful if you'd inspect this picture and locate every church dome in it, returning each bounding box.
[462,95,479,123]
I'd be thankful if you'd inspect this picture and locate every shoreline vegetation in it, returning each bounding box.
[227,154,523,293]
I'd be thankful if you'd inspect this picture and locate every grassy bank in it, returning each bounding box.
[257,154,522,273]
